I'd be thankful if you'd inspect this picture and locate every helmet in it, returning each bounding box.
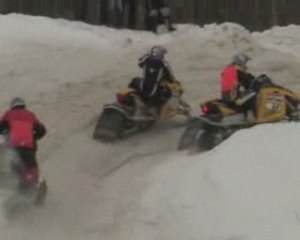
[10,97,26,109]
[150,45,168,59]
[232,52,251,66]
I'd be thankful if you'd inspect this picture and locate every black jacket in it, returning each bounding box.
[237,70,255,92]
[138,54,174,96]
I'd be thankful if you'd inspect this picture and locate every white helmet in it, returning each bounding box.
[150,45,168,59]
[10,97,26,108]
[232,52,251,66]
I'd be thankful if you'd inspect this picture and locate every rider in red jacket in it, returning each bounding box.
[0,97,46,185]
[221,52,254,104]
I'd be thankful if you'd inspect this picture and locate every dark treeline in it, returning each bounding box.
[0,0,299,31]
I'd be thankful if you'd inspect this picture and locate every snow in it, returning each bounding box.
[137,123,300,240]
[0,13,299,240]
[254,24,300,58]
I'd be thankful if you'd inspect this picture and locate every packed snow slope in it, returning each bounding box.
[0,13,300,240]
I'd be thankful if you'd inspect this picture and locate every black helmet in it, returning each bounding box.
[10,97,26,109]
[150,45,168,59]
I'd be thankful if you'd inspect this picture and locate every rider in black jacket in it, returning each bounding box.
[129,46,177,115]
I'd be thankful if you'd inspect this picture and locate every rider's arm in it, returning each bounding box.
[138,54,150,68]
[33,122,46,140]
[0,113,8,135]
[162,60,176,82]
[237,70,255,90]
[32,114,46,140]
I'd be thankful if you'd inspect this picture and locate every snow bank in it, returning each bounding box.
[136,123,300,240]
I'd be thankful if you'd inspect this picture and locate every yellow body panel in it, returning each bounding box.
[255,88,286,123]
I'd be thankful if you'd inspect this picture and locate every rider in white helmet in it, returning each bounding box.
[221,52,255,104]
[129,45,177,116]
[220,52,257,121]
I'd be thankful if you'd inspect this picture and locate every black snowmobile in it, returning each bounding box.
[178,75,300,152]
[93,81,191,142]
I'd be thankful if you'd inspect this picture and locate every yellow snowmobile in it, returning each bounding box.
[178,75,300,152]
[93,79,191,141]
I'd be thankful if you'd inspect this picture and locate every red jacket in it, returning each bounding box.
[0,108,46,149]
[221,65,238,93]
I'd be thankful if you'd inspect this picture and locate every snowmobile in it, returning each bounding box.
[0,145,48,219]
[93,80,191,142]
[177,75,300,152]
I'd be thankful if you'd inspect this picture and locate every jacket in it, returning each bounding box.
[0,107,46,149]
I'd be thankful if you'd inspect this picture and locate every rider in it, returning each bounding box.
[130,45,178,116]
[221,52,256,114]
[0,97,46,186]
